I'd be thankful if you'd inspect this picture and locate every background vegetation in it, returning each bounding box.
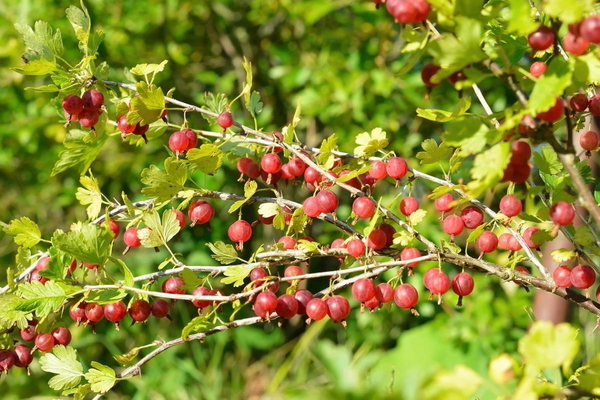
[0,1,596,399]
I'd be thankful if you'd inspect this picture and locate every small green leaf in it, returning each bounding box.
[441,239,461,255]
[127,82,165,126]
[39,346,84,391]
[531,229,552,247]
[76,173,103,220]
[139,209,180,248]
[408,209,427,226]
[544,0,594,25]
[287,207,310,235]
[141,158,188,202]
[202,92,228,117]
[573,226,595,246]
[84,289,127,305]
[419,365,482,400]
[4,217,42,248]
[393,231,414,247]
[181,314,215,340]
[505,0,538,36]
[258,203,280,219]
[114,347,141,366]
[52,223,113,265]
[12,58,57,75]
[354,128,388,157]
[529,58,572,116]
[52,128,108,176]
[296,239,320,253]
[246,91,263,118]
[442,117,490,156]
[221,266,250,287]
[187,144,223,175]
[551,249,577,264]
[416,139,453,165]
[180,268,203,291]
[518,321,580,373]
[206,241,238,264]
[416,96,472,123]
[533,145,562,175]
[465,142,511,198]
[335,165,371,183]
[65,5,90,46]
[318,134,338,170]
[466,225,486,243]
[85,362,116,394]
[109,257,134,287]
[130,60,169,77]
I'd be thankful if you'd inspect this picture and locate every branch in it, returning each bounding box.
[559,154,600,229]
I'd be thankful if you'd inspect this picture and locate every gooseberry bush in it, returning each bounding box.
[4,1,600,398]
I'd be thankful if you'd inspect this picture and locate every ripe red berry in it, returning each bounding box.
[62,95,84,115]
[375,283,394,303]
[133,123,149,137]
[368,160,388,180]
[306,298,328,321]
[316,190,339,214]
[452,272,474,297]
[394,283,419,309]
[528,25,555,50]
[151,299,170,318]
[589,95,600,116]
[580,15,600,44]
[104,301,127,323]
[498,233,522,251]
[529,61,547,78]
[217,111,234,129]
[79,108,100,128]
[385,0,431,24]
[276,294,299,319]
[228,220,252,243]
[352,197,376,219]
[278,236,296,250]
[347,238,366,257]
[460,206,484,229]
[570,265,596,289]
[20,320,38,342]
[168,131,190,153]
[434,193,454,213]
[162,277,186,295]
[563,32,589,55]
[421,63,441,87]
[35,333,55,352]
[69,302,88,325]
[117,115,136,133]
[400,247,421,268]
[294,290,313,315]
[123,227,142,249]
[188,200,214,225]
[303,167,321,185]
[511,140,532,160]
[287,157,307,177]
[303,196,322,218]
[550,202,575,226]
[129,299,152,322]
[476,231,499,254]
[12,345,33,369]
[85,303,105,323]
[443,215,464,236]
[51,327,72,346]
[82,89,104,109]
[523,226,542,249]
[386,157,408,179]
[367,228,387,250]
[0,350,14,373]
[254,292,278,318]
[499,195,522,217]
[379,223,396,247]
[326,295,350,322]
[537,96,564,123]
[518,115,536,135]
[261,153,282,174]
[399,197,419,216]
[182,128,198,150]
[553,265,572,288]
[284,265,304,280]
[352,278,376,303]
[426,269,451,295]
[580,131,600,151]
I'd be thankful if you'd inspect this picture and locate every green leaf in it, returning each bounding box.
[202,92,228,117]
[65,5,90,46]
[442,117,490,156]
[127,82,165,126]
[466,225,486,243]
[287,207,310,235]
[518,321,580,374]
[258,203,280,219]
[139,209,180,248]
[187,144,223,175]
[221,266,250,287]
[75,173,103,220]
[427,17,487,70]
[544,0,594,25]
[416,139,453,165]
[84,289,127,305]
[573,226,595,247]
[0,294,33,330]
[39,346,84,391]
[416,96,471,123]
[52,223,114,265]
[16,281,79,318]
[180,268,203,291]
[12,58,57,75]
[428,185,459,200]
[466,142,511,198]
[40,248,71,281]
[230,180,258,213]
[529,58,572,116]
[52,129,108,176]
[141,158,188,202]
[130,60,169,77]
[573,53,600,86]
[124,120,168,147]
[354,127,388,157]
[4,217,42,248]
[533,145,562,175]
[181,314,215,340]
[206,241,238,264]
[393,231,414,247]
[550,249,577,264]
[296,239,320,253]
[531,229,553,247]
[505,0,537,36]
[335,164,371,183]
[85,362,116,394]
[318,134,338,170]
[419,365,482,400]
[441,239,461,255]
[241,56,253,105]
[15,20,63,61]
[109,257,134,287]
[114,347,141,366]
[246,91,263,118]
[408,209,427,226]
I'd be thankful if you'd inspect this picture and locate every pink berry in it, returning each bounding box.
[386,157,408,179]
[528,25,555,51]
[553,266,572,288]
[217,111,233,129]
[443,215,464,236]
[399,196,419,216]
[549,202,575,226]
[580,131,600,151]
[499,195,522,217]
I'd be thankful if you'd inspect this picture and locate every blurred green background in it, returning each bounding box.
[0,0,596,399]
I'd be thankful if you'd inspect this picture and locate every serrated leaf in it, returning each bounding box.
[428,185,459,200]
[181,315,215,339]
[408,209,427,226]
[206,241,238,264]
[85,362,116,394]
[258,203,279,218]
[65,5,89,46]
[241,57,253,105]
[180,267,203,291]
[84,289,127,305]
[466,142,511,198]
[124,120,168,147]
[416,96,471,123]
[466,225,487,243]
[505,0,537,36]
[416,139,453,165]
[529,59,572,116]
[52,223,113,265]
[114,348,141,366]
[441,239,461,255]
[16,281,79,318]
[4,217,42,248]
[15,20,63,61]
[393,231,414,247]
[427,17,487,70]
[318,134,338,170]
[573,226,595,246]
[335,165,371,183]
[228,200,246,214]
[442,117,490,156]
[202,92,228,117]
[551,249,577,264]
[296,240,320,253]
[109,257,134,287]
[140,209,180,248]
[76,174,103,220]
[130,60,169,77]
[12,58,57,75]
[282,101,302,155]
[244,180,257,199]
[39,346,84,391]
[40,248,71,281]
[246,91,263,118]
[533,145,562,175]
[531,229,552,247]
[518,321,579,374]
[0,294,33,329]
[52,128,108,176]
[141,158,188,202]
[354,127,388,157]
[287,207,309,235]
[221,266,250,287]
[127,82,165,126]
[187,144,223,175]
